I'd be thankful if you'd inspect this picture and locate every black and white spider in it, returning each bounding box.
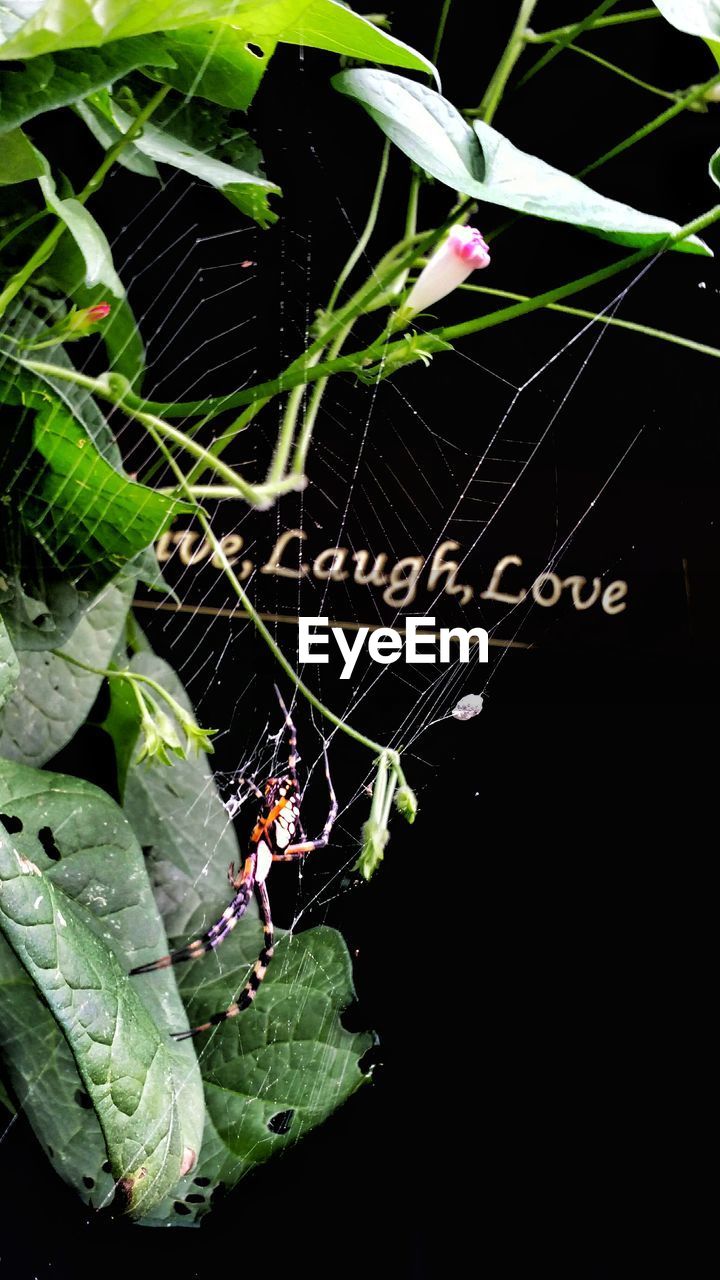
[131,688,338,1039]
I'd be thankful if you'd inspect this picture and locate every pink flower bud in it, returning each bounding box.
[85,303,111,323]
[405,225,490,316]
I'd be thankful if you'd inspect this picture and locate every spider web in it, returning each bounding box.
[0,46,708,1222]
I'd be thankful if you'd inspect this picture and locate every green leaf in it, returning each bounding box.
[74,98,160,178]
[0,0,316,60]
[144,26,276,110]
[116,651,371,1224]
[16,391,187,581]
[0,616,19,711]
[0,127,46,185]
[37,160,125,294]
[710,143,720,187]
[653,1,720,39]
[0,37,176,135]
[143,923,371,1225]
[0,763,205,1217]
[107,99,280,227]
[278,0,435,77]
[0,576,132,767]
[333,70,712,255]
[122,653,243,939]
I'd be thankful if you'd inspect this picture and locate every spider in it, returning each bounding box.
[130,688,338,1040]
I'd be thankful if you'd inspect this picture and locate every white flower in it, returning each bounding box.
[405,224,491,317]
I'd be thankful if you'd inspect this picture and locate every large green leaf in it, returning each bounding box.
[0,576,132,766]
[0,0,315,59]
[143,922,371,1225]
[107,98,280,227]
[333,70,711,255]
[0,762,205,1217]
[37,160,125,294]
[117,652,371,1225]
[0,617,19,711]
[144,26,276,110]
[122,653,241,939]
[711,143,720,186]
[0,36,176,135]
[653,1,720,38]
[141,0,434,110]
[279,0,435,75]
[14,388,187,581]
[0,127,46,185]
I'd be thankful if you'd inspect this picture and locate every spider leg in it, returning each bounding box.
[173,881,275,1040]
[272,744,338,862]
[130,860,256,975]
[274,685,300,788]
[225,775,265,819]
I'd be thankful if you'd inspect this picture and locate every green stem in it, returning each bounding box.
[579,71,720,178]
[526,8,659,43]
[54,651,182,712]
[0,85,171,321]
[563,41,678,102]
[514,0,618,91]
[17,357,297,507]
[22,208,720,427]
[134,202,474,421]
[459,283,720,360]
[432,0,453,65]
[326,139,391,315]
[477,0,539,123]
[266,139,391,485]
[0,210,50,256]
[290,320,354,476]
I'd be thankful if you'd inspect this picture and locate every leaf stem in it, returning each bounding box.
[562,41,679,102]
[476,0,539,123]
[458,283,720,360]
[579,71,720,178]
[514,0,618,91]
[326,139,391,316]
[526,8,659,43]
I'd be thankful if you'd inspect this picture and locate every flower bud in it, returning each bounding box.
[404,225,490,317]
[85,302,111,323]
[394,784,418,824]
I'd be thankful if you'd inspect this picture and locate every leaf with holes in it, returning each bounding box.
[0,37,176,135]
[106,99,280,228]
[0,576,132,767]
[114,651,372,1224]
[141,921,372,1225]
[333,70,711,255]
[0,0,315,60]
[144,27,276,110]
[0,762,205,1216]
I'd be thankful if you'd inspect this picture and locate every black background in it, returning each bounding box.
[2,3,717,1277]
